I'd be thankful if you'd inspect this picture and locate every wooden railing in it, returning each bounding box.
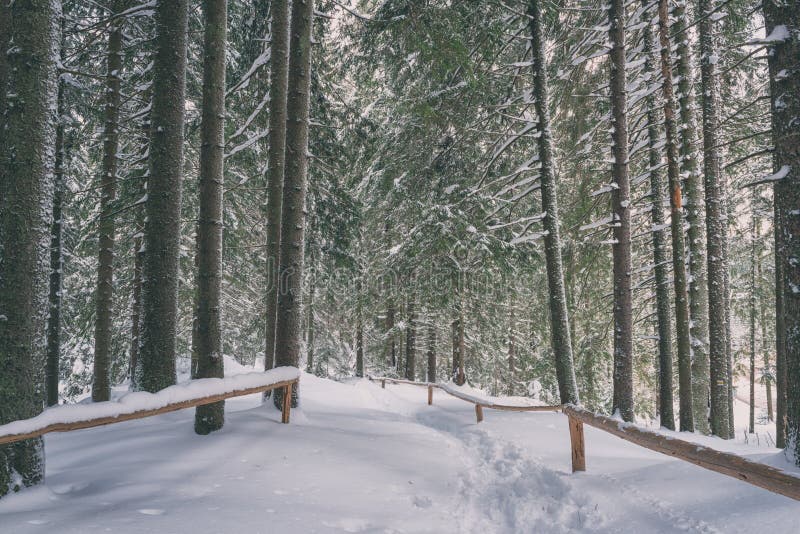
[0,374,299,447]
[372,376,800,502]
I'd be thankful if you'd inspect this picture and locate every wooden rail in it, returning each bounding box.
[563,405,800,501]
[370,376,562,422]
[371,376,800,502]
[0,378,299,446]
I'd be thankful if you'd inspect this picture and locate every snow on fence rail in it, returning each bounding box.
[0,367,301,446]
[372,376,800,502]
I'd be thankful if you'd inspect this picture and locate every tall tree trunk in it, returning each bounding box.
[760,275,774,422]
[657,0,694,432]
[306,271,316,373]
[507,305,516,396]
[192,0,227,435]
[136,0,189,393]
[749,194,759,434]
[47,49,67,408]
[355,277,364,377]
[405,297,416,381]
[386,298,396,368]
[264,0,290,374]
[273,0,314,410]
[762,0,799,462]
[674,0,711,435]
[0,0,60,498]
[775,205,787,447]
[698,0,732,438]
[642,2,674,429]
[92,1,126,402]
[427,321,436,383]
[528,0,579,404]
[608,0,634,422]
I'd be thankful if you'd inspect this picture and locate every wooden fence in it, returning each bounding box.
[0,377,299,447]
[373,376,800,502]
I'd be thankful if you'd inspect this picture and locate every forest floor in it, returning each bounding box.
[0,363,797,534]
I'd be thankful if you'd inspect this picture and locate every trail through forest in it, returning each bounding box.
[0,364,796,534]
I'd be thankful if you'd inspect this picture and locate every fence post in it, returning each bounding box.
[427,385,433,405]
[475,404,484,423]
[281,383,292,424]
[568,415,585,472]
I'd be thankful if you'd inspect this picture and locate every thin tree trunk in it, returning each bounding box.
[698,0,731,438]
[192,0,227,435]
[775,205,787,447]
[507,305,515,396]
[386,298,396,368]
[657,0,694,432]
[47,56,67,408]
[760,273,773,422]
[405,297,416,381]
[762,0,799,462]
[0,0,60,498]
[136,0,189,393]
[92,1,126,402]
[528,0,579,404]
[674,0,711,435]
[273,0,314,410]
[749,193,759,434]
[264,0,290,374]
[642,1,675,429]
[356,277,364,377]
[427,321,436,383]
[608,0,634,422]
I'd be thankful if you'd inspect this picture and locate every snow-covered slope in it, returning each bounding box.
[0,370,797,533]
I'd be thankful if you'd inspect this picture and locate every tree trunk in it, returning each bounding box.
[762,0,799,462]
[427,321,436,383]
[273,0,314,410]
[528,0,579,404]
[657,0,694,432]
[136,0,189,393]
[760,276,774,422]
[47,54,67,408]
[698,0,732,439]
[92,1,126,402]
[386,298,396,369]
[306,273,315,373]
[356,277,364,377]
[405,298,416,381]
[749,193,759,434]
[608,0,634,422]
[642,2,674,429]
[192,0,227,435]
[507,306,516,396]
[264,0,290,374]
[0,0,60,498]
[674,0,711,435]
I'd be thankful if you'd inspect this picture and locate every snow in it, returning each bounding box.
[0,372,797,533]
[761,165,791,183]
[0,367,300,439]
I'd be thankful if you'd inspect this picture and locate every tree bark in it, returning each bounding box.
[192,0,227,435]
[92,1,126,402]
[356,277,364,377]
[0,0,60,498]
[749,193,759,434]
[657,0,694,432]
[673,0,711,435]
[642,2,675,429]
[427,321,436,383]
[264,0,290,374]
[698,0,732,438]
[762,0,799,461]
[136,0,189,393]
[405,297,416,381]
[306,272,316,373]
[273,0,314,410]
[528,0,579,405]
[608,0,634,422]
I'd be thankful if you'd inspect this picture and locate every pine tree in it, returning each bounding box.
[273,0,315,410]
[657,0,693,431]
[92,0,127,402]
[762,0,799,461]
[608,0,634,422]
[0,0,61,498]
[192,0,228,435]
[264,0,290,375]
[528,0,579,405]
[136,0,189,393]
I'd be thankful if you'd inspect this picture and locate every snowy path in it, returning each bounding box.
[0,373,797,533]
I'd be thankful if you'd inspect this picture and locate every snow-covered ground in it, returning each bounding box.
[1,366,797,533]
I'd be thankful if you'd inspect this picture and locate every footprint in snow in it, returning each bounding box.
[412,495,432,508]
